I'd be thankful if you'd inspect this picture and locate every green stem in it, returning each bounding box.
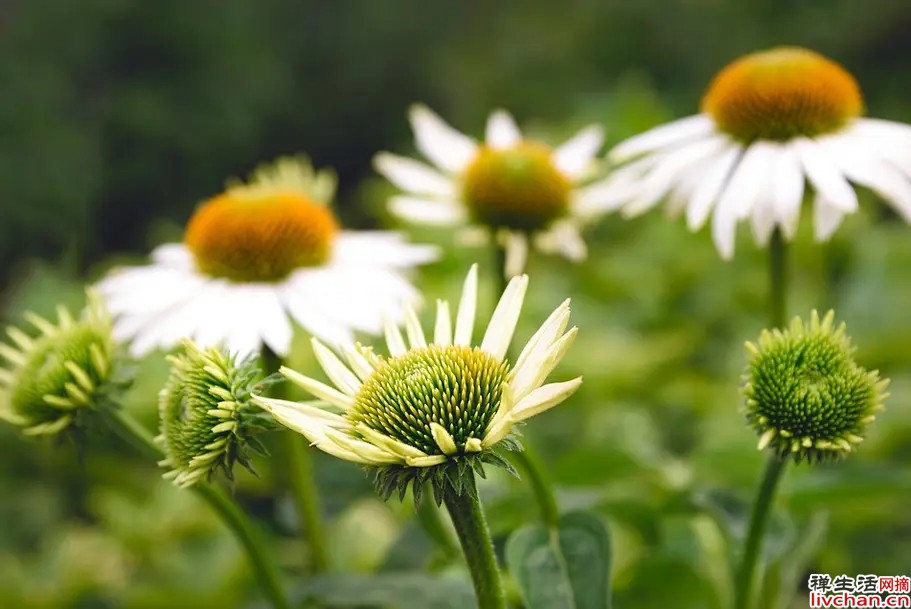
[491,241,560,528]
[442,476,507,609]
[734,454,788,609]
[105,409,292,609]
[769,229,788,329]
[261,347,329,573]
[510,448,559,529]
[416,484,460,562]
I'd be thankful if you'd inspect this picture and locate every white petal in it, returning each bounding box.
[355,423,428,459]
[553,125,604,178]
[511,377,583,421]
[711,143,773,260]
[532,220,587,262]
[453,264,478,346]
[333,231,439,268]
[500,230,528,279]
[384,317,407,356]
[409,104,478,173]
[434,300,452,345]
[150,243,195,270]
[373,152,455,196]
[480,274,528,362]
[325,429,403,465]
[768,142,805,239]
[608,115,715,163]
[252,287,293,357]
[403,304,427,349]
[341,344,377,382]
[389,196,466,225]
[280,365,354,410]
[281,275,354,347]
[794,137,858,212]
[311,338,362,396]
[486,109,522,149]
[430,422,458,455]
[813,194,847,242]
[510,326,577,402]
[511,299,570,386]
[686,143,742,231]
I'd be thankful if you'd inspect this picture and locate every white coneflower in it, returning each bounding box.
[375,105,611,277]
[157,340,271,487]
[0,292,119,436]
[592,47,911,259]
[98,156,439,357]
[253,265,580,500]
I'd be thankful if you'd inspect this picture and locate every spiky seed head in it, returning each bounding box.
[158,341,268,487]
[0,292,119,436]
[742,310,888,464]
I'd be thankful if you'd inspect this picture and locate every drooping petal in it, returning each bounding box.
[794,137,858,213]
[608,115,715,163]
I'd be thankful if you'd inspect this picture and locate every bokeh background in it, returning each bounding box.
[2,1,911,607]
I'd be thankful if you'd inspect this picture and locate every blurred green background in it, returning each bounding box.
[2,1,911,607]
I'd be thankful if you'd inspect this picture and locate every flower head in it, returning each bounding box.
[158,341,269,487]
[254,265,581,501]
[743,310,888,463]
[0,292,120,436]
[375,105,612,277]
[595,46,911,259]
[98,155,438,357]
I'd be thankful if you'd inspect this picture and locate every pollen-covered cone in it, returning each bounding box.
[253,265,581,500]
[98,155,438,358]
[375,105,613,277]
[157,341,269,488]
[743,310,888,464]
[593,47,911,259]
[0,292,119,436]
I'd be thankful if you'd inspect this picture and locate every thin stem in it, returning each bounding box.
[510,448,559,529]
[491,241,560,528]
[734,454,788,609]
[442,476,507,609]
[105,409,292,609]
[769,229,788,329]
[261,347,329,572]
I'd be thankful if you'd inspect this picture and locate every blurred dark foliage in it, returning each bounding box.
[3,0,911,287]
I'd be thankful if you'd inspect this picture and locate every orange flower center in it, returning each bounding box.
[702,47,864,142]
[462,142,570,232]
[184,191,338,282]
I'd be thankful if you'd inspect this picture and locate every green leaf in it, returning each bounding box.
[505,511,612,609]
[760,512,829,609]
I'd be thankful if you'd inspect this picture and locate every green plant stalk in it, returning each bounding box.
[492,240,561,529]
[261,347,329,573]
[104,408,292,609]
[769,228,787,329]
[442,475,507,609]
[734,453,788,609]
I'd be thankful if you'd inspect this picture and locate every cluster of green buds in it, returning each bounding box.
[157,341,271,487]
[742,310,888,464]
[0,292,122,436]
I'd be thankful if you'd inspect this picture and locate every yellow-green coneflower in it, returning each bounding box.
[743,310,888,464]
[253,264,581,502]
[0,292,120,436]
[158,341,270,488]
[596,47,911,259]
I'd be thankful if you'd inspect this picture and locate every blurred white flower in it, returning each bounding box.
[98,156,438,357]
[592,47,911,259]
[375,105,611,277]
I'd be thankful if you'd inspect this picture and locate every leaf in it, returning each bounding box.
[505,511,612,609]
[761,511,829,609]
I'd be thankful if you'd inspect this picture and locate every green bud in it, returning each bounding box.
[742,310,888,464]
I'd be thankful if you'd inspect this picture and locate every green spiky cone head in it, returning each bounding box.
[743,310,888,464]
[158,341,270,488]
[0,292,123,436]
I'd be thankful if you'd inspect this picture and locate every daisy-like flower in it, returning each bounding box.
[375,105,609,277]
[157,341,270,488]
[253,265,580,500]
[743,310,888,464]
[98,156,438,358]
[594,46,911,259]
[0,292,121,436]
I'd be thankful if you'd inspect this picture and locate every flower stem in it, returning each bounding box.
[261,347,329,573]
[104,408,292,609]
[769,228,788,328]
[491,241,560,528]
[442,475,507,609]
[734,453,788,609]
